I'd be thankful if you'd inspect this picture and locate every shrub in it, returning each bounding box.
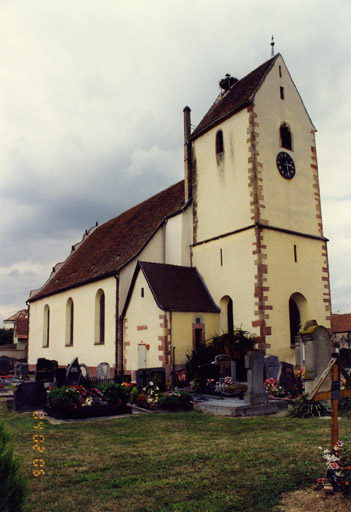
[0,422,28,512]
[185,328,256,381]
[130,386,138,404]
[47,386,81,413]
[100,382,130,406]
[286,394,330,418]
[158,391,194,411]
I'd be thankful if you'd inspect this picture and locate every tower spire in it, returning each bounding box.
[270,35,275,58]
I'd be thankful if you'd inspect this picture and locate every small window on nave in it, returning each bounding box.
[280,123,292,151]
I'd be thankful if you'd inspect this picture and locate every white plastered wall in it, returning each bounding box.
[28,277,116,369]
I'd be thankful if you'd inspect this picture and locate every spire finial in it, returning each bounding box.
[270,35,275,58]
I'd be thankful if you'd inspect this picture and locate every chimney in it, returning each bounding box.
[183,106,192,202]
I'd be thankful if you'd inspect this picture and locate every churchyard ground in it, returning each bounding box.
[1,406,351,512]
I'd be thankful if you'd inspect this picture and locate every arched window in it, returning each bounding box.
[219,295,234,337]
[43,304,50,347]
[65,298,74,346]
[216,130,224,154]
[280,123,292,151]
[289,293,307,347]
[95,289,105,344]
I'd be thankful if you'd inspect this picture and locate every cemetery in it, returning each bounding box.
[2,322,351,511]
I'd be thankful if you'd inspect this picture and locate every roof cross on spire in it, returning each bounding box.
[270,35,275,58]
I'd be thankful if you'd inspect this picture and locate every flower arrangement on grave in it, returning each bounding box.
[264,378,285,397]
[317,440,351,495]
[158,391,194,411]
[46,383,130,415]
[143,381,160,410]
[190,377,199,391]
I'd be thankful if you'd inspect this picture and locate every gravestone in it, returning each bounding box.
[277,362,297,392]
[214,354,232,380]
[55,367,67,388]
[264,355,280,380]
[295,322,331,393]
[245,351,268,405]
[96,362,111,380]
[20,363,29,378]
[66,357,82,385]
[198,363,220,393]
[79,364,89,379]
[14,362,23,378]
[35,358,56,382]
[230,361,237,383]
[136,367,166,393]
[0,356,11,375]
[14,382,46,412]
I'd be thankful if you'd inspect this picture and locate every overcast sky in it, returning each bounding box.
[0,0,350,326]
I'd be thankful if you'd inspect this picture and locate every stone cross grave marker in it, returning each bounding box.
[308,355,351,448]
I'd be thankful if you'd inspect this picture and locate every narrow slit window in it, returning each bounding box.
[280,86,285,100]
[220,248,223,266]
[279,65,282,78]
[216,130,224,154]
[294,245,297,263]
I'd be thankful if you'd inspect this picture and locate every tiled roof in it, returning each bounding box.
[332,313,351,334]
[138,261,219,313]
[191,55,278,139]
[4,309,28,322]
[29,181,186,301]
[15,317,28,339]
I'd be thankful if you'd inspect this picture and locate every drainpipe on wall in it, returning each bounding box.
[183,106,192,202]
[169,311,174,385]
[114,275,119,377]
[25,300,30,364]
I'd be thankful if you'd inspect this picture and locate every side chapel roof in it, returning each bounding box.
[123,261,220,314]
[29,180,186,302]
[190,54,278,139]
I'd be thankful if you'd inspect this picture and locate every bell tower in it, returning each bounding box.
[188,54,331,363]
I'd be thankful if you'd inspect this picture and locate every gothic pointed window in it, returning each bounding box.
[280,123,292,151]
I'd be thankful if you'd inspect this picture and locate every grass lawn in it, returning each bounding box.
[1,405,350,512]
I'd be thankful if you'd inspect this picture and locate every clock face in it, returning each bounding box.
[276,151,296,180]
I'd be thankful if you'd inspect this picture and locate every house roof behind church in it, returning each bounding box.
[29,180,186,302]
[191,55,278,139]
[332,313,351,334]
[137,261,219,313]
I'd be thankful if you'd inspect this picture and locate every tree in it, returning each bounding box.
[0,328,14,346]
[0,422,28,512]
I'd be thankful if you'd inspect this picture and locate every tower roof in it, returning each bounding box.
[191,54,278,139]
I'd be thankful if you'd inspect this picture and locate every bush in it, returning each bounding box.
[100,383,130,406]
[286,394,330,418]
[185,328,256,381]
[47,386,81,413]
[0,422,28,512]
[158,391,194,411]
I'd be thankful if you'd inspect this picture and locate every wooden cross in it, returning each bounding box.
[308,355,351,448]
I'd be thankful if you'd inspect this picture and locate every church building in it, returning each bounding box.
[27,53,331,379]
